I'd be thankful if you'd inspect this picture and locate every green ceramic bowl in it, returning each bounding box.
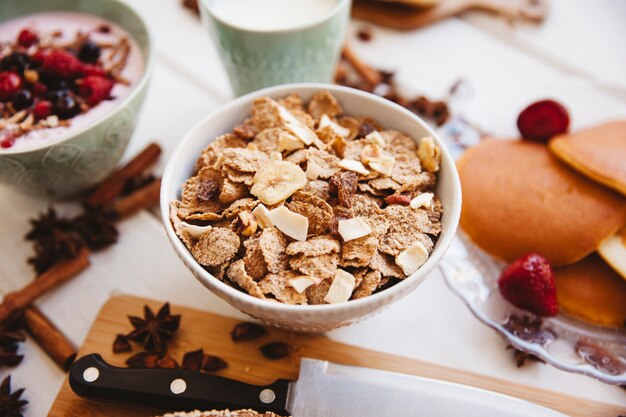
[0,0,153,198]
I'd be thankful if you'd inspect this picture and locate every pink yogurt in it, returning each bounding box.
[0,12,144,152]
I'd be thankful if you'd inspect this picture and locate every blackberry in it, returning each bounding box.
[12,89,33,110]
[77,41,101,63]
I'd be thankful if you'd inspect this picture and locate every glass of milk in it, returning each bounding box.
[200,0,351,96]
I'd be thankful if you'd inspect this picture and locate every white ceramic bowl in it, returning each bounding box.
[161,83,462,332]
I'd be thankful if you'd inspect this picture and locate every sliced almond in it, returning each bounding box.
[251,160,307,205]
[278,105,300,124]
[365,130,385,147]
[338,217,372,242]
[278,131,305,152]
[410,192,434,209]
[283,121,315,146]
[180,223,212,239]
[269,151,283,161]
[252,204,274,229]
[289,276,322,294]
[395,241,429,276]
[339,159,369,175]
[324,269,356,304]
[238,211,258,236]
[306,160,325,180]
[368,155,395,176]
[268,206,309,241]
[417,136,441,173]
[360,143,383,164]
[319,114,350,138]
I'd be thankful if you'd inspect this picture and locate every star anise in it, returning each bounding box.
[127,303,181,352]
[25,206,118,274]
[0,315,26,368]
[0,376,27,417]
[73,206,118,250]
[26,208,85,274]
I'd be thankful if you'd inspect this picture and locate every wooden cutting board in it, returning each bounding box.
[352,0,548,31]
[49,295,621,417]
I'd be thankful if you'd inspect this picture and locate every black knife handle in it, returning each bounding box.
[69,354,291,415]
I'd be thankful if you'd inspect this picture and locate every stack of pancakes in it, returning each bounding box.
[458,120,626,327]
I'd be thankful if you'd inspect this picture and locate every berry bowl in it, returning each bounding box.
[0,0,153,198]
[161,83,462,332]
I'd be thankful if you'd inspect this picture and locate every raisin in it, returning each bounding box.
[329,171,357,207]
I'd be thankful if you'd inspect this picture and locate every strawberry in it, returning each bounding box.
[77,75,114,105]
[0,71,22,102]
[517,99,570,142]
[39,49,83,79]
[17,28,38,48]
[33,100,53,119]
[498,253,558,317]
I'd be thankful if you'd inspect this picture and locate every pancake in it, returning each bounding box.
[598,227,626,280]
[458,139,626,266]
[549,120,626,196]
[555,254,626,328]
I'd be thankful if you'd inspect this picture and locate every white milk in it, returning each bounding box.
[210,0,338,31]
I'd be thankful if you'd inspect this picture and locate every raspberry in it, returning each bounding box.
[17,28,38,48]
[40,49,83,79]
[1,135,15,149]
[77,75,114,105]
[80,63,106,77]
[33,100,53,119]
[517,99,570,142]
[498,253,558,317]
[32,82,48,97]
[0,71,22,102]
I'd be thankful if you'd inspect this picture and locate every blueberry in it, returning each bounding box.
[12,89,33,110]
[54,94,80,119]
[77,41,101,63]
[0,52,31,74]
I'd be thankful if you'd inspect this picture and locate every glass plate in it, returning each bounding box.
[440,233,626,385]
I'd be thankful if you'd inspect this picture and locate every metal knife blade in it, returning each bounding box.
[286,359,568,417]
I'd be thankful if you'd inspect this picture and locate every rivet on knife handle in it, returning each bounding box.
[69,354,291,415]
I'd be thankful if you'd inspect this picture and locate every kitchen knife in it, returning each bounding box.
[70,354,568,416]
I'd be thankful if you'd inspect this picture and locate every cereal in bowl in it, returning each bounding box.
[170,91,443,304]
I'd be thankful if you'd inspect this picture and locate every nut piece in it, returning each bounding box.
[278,131,304,152]
[319,114,351,138]
[369,155,395,176]
[339,159,369,175]
[268,206,309,241]
[410,192,434,209]
[365,130,385,147]
[306,160,325,180]
[251,160,307,205]
[417,136,441,172]
[395,240,429,276]
[324,269,356,304]
[238,211,258,236]
[252,204,274,229]
[289,276,322,294]
[338,217,372,242]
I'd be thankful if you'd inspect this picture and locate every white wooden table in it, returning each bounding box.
[1,1,625,415]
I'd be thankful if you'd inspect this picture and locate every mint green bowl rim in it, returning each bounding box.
[200,0,351,34]
[0,0,155,156]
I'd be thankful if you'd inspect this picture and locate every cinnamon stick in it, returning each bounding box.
[23,307,77,370]
[342,44,382,88]
[113,178,162,219]
[86,143,161,208]
[0,248,90,322]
